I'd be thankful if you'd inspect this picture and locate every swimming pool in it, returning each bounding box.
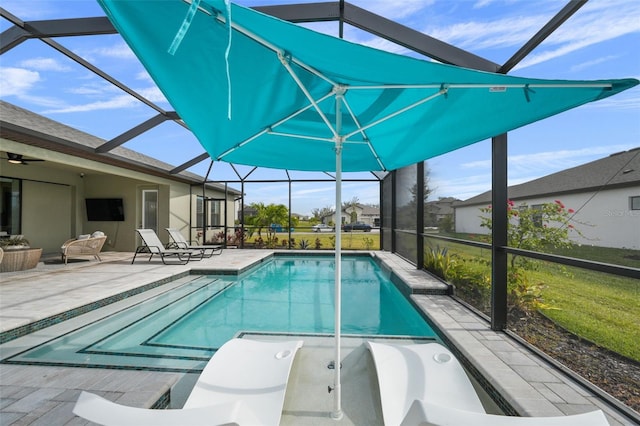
[3,255,437,372]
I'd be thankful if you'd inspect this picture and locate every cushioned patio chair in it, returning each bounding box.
[132,229,201,265]
[73,338,304,426]
[60,231,107,265]
[367,341,609,426]
[166,228,222,257]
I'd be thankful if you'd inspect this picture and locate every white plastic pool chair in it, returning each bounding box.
[132,229,201,265]
[73,338,304,426]
[166,228,222,257]
[367,341,485,426]
[367,341,609,426]
[400,400,609,426]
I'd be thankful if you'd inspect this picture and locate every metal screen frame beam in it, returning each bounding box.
[96,112,180,153]
[0,14,116,53]
[254,2,341,23]
[499,0,587,73]
[416,161,425,269]
[491,134,508,330]
[342,3,499,72]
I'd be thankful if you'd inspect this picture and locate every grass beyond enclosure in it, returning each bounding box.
[244,230,380,250]
[425,237,640,361]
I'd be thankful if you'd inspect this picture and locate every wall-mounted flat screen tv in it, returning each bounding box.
[85,198,125,221]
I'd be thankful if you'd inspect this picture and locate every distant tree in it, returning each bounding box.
[409,164,433,205]
[397,162,434,229]
[245,202,289,247]
[343,196,360,224]
[311,206,334,221]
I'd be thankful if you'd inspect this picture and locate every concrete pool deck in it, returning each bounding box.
[0,250,636,425]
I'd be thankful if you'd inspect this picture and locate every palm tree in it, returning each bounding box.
[246,202,290,247]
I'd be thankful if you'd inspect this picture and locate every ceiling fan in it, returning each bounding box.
[2,153,45,165]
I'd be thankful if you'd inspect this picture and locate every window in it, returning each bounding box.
[531,204,543,228]
[209,199,222,226]
[0,177,21,234]
[196,196,204,228]
[631,196,640,211]
[196,196,223,228]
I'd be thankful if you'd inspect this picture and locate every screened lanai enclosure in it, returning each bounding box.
[2,0,639,421]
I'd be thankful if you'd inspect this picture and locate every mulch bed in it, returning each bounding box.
[508,308,640,413]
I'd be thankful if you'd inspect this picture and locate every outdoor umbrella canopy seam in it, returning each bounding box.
[97,0,638,420]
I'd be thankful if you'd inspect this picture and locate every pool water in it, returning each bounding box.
[4,255,436,372]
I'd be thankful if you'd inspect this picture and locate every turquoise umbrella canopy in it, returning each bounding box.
[98,0,637,420]
[98,0,636,174]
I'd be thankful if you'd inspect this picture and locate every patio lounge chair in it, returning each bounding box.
[367,341,609,426]
[367,341,485,426]
[132,229,201,264]
[166,228,222,257]
[73,338,304,426]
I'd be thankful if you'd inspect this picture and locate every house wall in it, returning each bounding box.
[454,186,640,249]
[1,140,238,254]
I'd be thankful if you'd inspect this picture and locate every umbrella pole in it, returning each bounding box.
[332,93,344,421]
[332,143,343,420]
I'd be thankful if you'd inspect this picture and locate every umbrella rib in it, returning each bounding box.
[340,97,386,171]
[217,90,335,160]
[217,127,270,160]
[278,52,339,139]
[269,91,335,131]
[343,88,448,140]
[348,83,613,90]
[268,131,335,143]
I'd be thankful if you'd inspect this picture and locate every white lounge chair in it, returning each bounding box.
[367,341,485,426]
[401,400,609,426]
[166,228,222,257]
[73,338,304,426]
[367,341,609,426]
[132,229,201,264]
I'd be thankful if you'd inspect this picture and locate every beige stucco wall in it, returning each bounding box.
[2,139,238,255]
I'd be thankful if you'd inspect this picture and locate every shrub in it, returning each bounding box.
[298,239,310,249]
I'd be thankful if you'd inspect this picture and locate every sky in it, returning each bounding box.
[1,0,639,215]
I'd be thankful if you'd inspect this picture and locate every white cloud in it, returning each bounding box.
[41,94,140,114]
[585,93,640,111]
[570,56,619,73]
[514,1,640,70]
[137,86,170,104]
[431,172,492,200]
[0,67,40,97]
[352,0,433,22]
[19,57,71,72]
[67,81,117,96]
[461,145,636,172]
[428,15,547,52]
[96,42,137,60]
[293,186,335,196]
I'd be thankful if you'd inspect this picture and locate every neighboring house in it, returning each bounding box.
[329,203,380,227]
[454,148,640,249]
[0,101,241,254]
[425,197,459,229]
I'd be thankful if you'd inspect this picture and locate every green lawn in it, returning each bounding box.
[425,238,640,361]
[534,264,639,361]
[245,231,380,250]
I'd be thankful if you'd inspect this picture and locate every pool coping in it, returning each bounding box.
[0,250,636,425]
[372,252,637,425]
